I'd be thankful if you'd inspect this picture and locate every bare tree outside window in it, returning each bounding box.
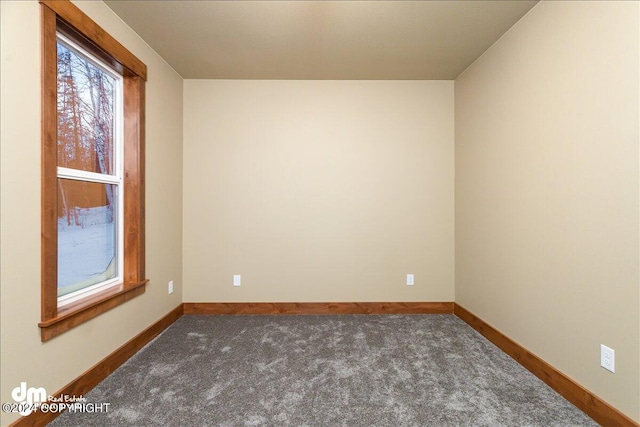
[56,38,121,299]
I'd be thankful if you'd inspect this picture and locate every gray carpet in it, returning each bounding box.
[49,314,598,426]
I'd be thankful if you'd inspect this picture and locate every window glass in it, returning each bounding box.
[57,38,116,175]
[56,34,122,304]
[57,180,118,298]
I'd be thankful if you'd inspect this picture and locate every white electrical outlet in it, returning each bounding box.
[406,274,414,286]
[168,280,174,294]
[600,344,615,373]
[233,275,241,287]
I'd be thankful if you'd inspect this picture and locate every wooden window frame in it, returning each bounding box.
[39,0,148,342]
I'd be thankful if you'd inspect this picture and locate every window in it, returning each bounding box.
[39,0,147,342]
[56,34,123,306]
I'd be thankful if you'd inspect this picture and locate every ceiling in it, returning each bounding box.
[104,0,538,80]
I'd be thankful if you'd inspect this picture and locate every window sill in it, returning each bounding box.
[39,280,148,342]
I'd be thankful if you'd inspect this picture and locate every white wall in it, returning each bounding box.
[0,1,183,425]
[183,80,454,302]
[455,1,639,421]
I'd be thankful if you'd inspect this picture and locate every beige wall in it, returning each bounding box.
[0,1,183,425]
[183,80,454,302]
[455,1,639,422]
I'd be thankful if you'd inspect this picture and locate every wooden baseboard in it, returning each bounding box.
[453,303,639,427]
[9,304,183,427]
[183,301,454,315]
